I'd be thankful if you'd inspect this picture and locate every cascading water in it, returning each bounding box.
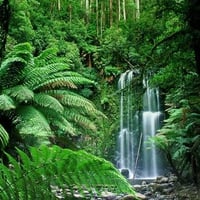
[140,78,163,179]
[117,71,163,179]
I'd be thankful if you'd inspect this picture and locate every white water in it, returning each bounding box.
[117,72,163,179]
[140,78,162,179]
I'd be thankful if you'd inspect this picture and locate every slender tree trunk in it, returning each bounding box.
[122,0,126,21]
[85,0,89,23]
[69,4,72,23]
[109,0,113,26]
[118,0,121,21]
[96,0,99,36]
[57,0,61,10]
[135,0,140,19]
[0,0,10,61]
[188,0,200,75]
[100,1,104,38]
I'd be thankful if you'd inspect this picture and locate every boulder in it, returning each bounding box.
[121,169,130,178]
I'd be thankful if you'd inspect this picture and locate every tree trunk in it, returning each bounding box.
[122,0,126,21]
[96,0,99,36]
[100,1,104,38]
[135,0,140,19]
[85,0,89,23]
[0,0,10,60]
[109,0,113,26]
[118,0,121,21]
[188,0,200,75]
[57,0,61,10]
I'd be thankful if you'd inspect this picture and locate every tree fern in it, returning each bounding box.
[4,85,34,103]
[34,47,58,65]
[0,145,135,199]
[0,94,16,111]
[64,108,97,132]
[33,93,64,114]
[0,42,105,148]
[0,124,9,149]
[15,106,51,144]
[31,76,79,90]
[36,106,76,136]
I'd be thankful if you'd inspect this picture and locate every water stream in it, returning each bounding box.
[117,71,163,179]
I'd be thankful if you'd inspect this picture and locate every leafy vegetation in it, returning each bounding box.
[0,42,104,149]
[0,145,135,199]
[0,1,199,198]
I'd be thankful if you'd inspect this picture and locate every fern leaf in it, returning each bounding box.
[36,107,76,135]
[6,42,33,58]
[32,77,78,90]
[33,93,64,114]
[16,106,51,137]
[0,94,15,111]
[51,90,96,112]
[34,47,58,65]
[4,85,34,103]
[64,109,97,132]
[0,145,135,199]
[50,115,76,135]
[0,124,9,149]
[0,57,26,76]
[24,63,70,84]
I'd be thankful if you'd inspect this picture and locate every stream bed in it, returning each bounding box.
[131,175,200,200]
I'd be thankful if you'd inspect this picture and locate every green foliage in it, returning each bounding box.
[0,124,9,149]
[0,145,135,199]
[152,73,200,182]
[9,0,35,42]
[0,42,105,149]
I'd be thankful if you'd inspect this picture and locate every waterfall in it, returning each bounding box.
[141,78,162,179]
[117,70,137,179]
[117,72,163,179]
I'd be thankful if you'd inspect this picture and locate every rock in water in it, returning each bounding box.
[121,169,129,178]
[120,194,138,200]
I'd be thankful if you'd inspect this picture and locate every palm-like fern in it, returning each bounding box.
[0,145,135,199]
[0,42,104,148]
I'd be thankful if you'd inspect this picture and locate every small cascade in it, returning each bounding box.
[117,72,163,179]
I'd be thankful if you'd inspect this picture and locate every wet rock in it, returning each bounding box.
[101,191,116,199]
[120,194,137,200]
[156,176,169,184]
[121,169,130,178]
[135,192,147,199]
[168,175,177,183]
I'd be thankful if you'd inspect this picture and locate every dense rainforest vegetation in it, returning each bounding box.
[0,0,200,199]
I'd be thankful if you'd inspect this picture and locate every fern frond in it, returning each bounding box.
[32,77,78,90]
[36,107,76,135]
[0,57,26,76]
[51,117,76,136]
[5,43,33,68]
[48,90,106,120]
[26,67,94,89]
[0,94,15,111]
[64,109,97,132]
[0,145,135,199]
[6,42,33,57]
[24,63,70,83]
[49,90,96,112]
[16,106,51,137]
[33,93,64,114]
[0,124,9,149]
[4,85,34,103]
[34,47,58,65]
